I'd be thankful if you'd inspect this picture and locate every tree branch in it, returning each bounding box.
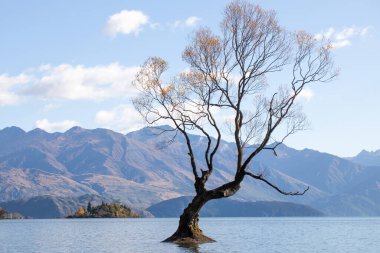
[245,171,309,195]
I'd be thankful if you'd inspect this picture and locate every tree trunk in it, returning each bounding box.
[163,193,215,244]
[163,179,242,244]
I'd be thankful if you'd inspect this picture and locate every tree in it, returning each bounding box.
[87,201,92,213]
[75,207,85,216]
[0,208,6,219]
[133,0,337,244]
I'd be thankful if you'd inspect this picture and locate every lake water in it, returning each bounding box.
[0,218,379,253]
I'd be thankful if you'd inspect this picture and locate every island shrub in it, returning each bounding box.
[67,202,139,218]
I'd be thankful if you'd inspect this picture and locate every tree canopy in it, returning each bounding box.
[133,0,337,244]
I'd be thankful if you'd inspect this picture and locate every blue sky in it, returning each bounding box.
[0,0,379,157]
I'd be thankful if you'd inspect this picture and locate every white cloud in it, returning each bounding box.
[0,92,19,106]
[185,16,201,27]
[0,63,140,104]
[95,110,116,125]
[314,27,335,41]
[95,105,144,133]
[35,118,79,132]
[335,27,356,41]
[173,16,201,28]
[24,63,139,100]
[0,73,30,105]
[106,10,149,36]
[105,10,201,35]
[315,25,372,49]
[331,40,352,49]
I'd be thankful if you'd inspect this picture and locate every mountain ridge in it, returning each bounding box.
[0,125,379,216]
[348,149,380,167]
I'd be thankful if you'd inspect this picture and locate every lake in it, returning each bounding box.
[0,218,379,253]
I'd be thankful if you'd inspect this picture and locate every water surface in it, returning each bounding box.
[1,218,379,253]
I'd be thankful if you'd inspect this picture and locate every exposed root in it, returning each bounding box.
[163,233,215,245]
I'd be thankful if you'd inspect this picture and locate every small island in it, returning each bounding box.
[67,202,140,218]
[0,208,24,219]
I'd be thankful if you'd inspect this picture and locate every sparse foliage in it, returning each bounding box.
[75,207,86,216]
[133,0,337,243]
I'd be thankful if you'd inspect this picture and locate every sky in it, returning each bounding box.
[0,0,379,157]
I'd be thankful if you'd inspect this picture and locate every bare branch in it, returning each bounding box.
[133,0,337,203]
[245,171,309,195]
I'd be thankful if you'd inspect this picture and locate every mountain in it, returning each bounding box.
[147,196,324,217]
[0,125,379,216]
[348,149,380,167]
[0,126,186,208]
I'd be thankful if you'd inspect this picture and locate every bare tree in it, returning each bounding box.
[133,0,337,244]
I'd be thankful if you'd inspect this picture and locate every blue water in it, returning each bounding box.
[0,218,379,253]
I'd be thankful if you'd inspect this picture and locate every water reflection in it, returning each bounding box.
[177,243,201,253]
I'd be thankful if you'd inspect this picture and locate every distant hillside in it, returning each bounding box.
[348,149,380,167]
[0,125,379,216]
[147,196,324,217]
[0,195,152,219]
[0,195,109,218]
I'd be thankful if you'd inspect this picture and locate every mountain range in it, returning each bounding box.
[147,196,324,217]
[0,125,379,216]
